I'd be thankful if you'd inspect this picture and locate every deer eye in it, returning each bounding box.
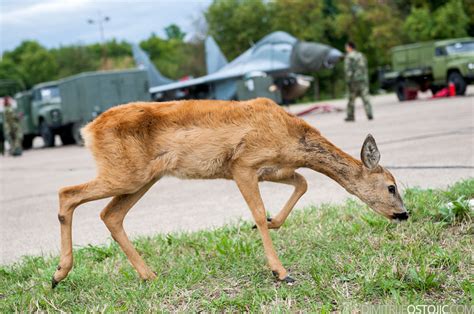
[388,185,396,194]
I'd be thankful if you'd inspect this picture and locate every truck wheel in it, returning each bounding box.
[72,122,84,146]
[40,121,55,147]
[448,72,466,95]
[396,81,406,101]
[22,135,34,150]
[59,126,76,145]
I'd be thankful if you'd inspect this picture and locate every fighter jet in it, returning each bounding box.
[133,31,343,103]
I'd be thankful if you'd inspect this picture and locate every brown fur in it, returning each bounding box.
[52,98,407,286]
[82,99,308,181]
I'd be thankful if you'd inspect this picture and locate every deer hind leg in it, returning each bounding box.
[233,167,294,283]
[52,179,140,288]
[100,178,159,280]
[262,172,308,230]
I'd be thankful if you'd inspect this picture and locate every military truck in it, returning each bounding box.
[381,38,474,101]
[16,82,65,148]
[16,69,150,148]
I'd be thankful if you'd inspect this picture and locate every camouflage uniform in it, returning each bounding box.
[3,106,23,156]
[344,50,373,120]
[0,121,4,156]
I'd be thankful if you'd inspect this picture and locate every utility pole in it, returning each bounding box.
[87,12,110,69]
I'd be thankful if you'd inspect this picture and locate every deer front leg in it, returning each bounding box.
[265,172,308,229]
[100,179,158,281]
[233,167,295,283]
[53,179,118,288]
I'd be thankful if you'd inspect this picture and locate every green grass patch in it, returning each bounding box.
[1,179,473,311]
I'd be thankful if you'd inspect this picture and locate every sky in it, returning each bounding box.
[0,0,212,55]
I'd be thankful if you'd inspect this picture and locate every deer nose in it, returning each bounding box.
[392,212,409,221]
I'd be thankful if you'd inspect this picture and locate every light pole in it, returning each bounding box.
[87,12,110,68]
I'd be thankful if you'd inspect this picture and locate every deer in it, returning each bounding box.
[51,97,408,288]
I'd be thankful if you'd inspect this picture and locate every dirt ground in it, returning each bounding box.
[1,89,473,264]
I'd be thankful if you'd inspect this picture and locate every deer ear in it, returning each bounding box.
[361,134,380,169]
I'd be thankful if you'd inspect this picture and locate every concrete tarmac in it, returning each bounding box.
[1,89,473,264]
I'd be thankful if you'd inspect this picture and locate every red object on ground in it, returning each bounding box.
[432,83,456,99]
[448,83,456,96]
[434,87,449,98]
[295,104,341,117]
[404,88,418,100]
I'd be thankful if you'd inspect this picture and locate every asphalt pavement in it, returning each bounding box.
[1,89,473,264]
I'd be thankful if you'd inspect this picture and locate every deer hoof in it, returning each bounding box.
[272,271,296,285]
[282,276,296,285]
[142,271,157,281]
[252,217,273,229]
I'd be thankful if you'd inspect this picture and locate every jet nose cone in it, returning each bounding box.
[325,48,343,68]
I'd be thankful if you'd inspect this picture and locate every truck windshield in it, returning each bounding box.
[40,86,60,100]
[445,41,474,55]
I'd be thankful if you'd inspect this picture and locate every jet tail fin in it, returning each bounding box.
[132,44,173,87]
[205,36,228,74]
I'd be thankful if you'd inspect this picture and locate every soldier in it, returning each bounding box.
[344,41,373,122]
[3,96,23,156]
[0,120,4,156]
[0,112,4,156]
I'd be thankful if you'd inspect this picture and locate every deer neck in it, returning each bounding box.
[299,130,362,194]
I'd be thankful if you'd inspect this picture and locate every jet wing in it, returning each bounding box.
[150,32,295,94]
[150,76,212,93]
[149,59,290,94]
[148,31,343,98]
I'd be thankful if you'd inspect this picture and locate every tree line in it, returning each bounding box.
[1,0,472,99]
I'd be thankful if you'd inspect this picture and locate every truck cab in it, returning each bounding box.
[432,39,474,94]
[30,81,65,147]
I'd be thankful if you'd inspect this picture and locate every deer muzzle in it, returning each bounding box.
[392,211,409,221]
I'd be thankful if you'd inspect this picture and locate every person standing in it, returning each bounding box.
[0,112,4,156]
[3,96,23,156]
[344,41,373,122]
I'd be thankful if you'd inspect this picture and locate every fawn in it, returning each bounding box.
[52,98,408,287]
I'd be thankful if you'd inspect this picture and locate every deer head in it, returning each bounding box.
[355,134,409,221]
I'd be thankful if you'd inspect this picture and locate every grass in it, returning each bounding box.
[0,179,473,312]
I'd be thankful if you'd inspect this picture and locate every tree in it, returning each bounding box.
[403,7,434,42]
[51,45,98,79]
[20,48,59,86]
[432,0,469,39]
[404,0,469,42]
[364,3,404,65]
[2,40,58,89]
[165,24,186,41]
[140,33,205,79]
[269,0,325,42]
[86,39,132,70]
[0,59,25,96]
[205,0,271,59]
[464,0,474,36]
[1,0,471,101]
[85,39,131,59]
[331,0,403,91]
